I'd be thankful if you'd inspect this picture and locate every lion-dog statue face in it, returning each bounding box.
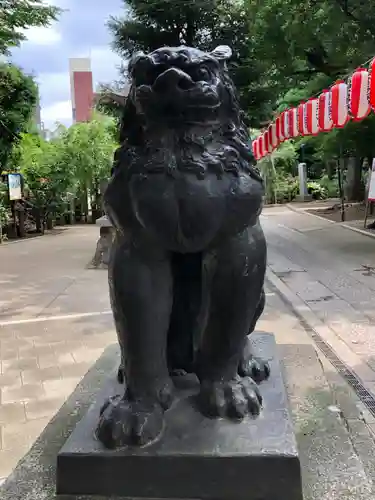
[98,46,268,450]
[129,45,233,125]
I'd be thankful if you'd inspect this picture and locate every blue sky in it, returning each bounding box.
[10,0,125,129]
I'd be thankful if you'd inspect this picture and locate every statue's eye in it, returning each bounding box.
[197,66,210,80]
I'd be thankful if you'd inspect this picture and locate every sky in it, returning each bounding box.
[10,0,126,130]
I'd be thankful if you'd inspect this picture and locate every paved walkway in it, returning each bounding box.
[263,206,375,389]
[0,226,110,320]
[0,226,115,480]
[2,216,375,486]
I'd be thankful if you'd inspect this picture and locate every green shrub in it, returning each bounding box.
[272,141,298,175]
[317,174,339,198]
[307,181,327,200]
[258,148,299,204]
[275,175,299,203]
[0,182,10,228]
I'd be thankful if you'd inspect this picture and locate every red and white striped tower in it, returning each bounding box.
[69,58,94,123]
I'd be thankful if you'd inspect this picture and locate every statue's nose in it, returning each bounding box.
[153,67,195,92]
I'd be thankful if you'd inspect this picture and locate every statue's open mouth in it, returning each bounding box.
[137,66,221,116]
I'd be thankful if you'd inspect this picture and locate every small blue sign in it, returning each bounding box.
[8,173,22,201]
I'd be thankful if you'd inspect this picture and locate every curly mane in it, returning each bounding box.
[115,47,261,182]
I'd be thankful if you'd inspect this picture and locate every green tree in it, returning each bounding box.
[9,115,118,228]
[0,63,38,170]
[245,0,375,200]
[0,0,60,171]
[244,0,375,119]
[0,180,10,236]
[8,131,74,229]
[56,115,118,220]
[105,0,273,126]
[245,0,375,88]
[0,0,60,54]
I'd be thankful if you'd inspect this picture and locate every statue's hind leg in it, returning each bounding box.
[196,223,267,420]
[97,232,174,448]
[238,289,271,382]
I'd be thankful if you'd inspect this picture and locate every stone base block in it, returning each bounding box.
[56,333,302,500]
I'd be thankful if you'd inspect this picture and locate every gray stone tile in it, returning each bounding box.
[21,366,61,385]
[2,418,50,451]
[1,383,45,405]
[0,403,26,426]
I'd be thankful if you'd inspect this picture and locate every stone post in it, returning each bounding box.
[296,162,311,201]
[88,215,114,268]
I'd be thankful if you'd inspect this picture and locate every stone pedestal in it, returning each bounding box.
[56,333,303,500]
[89,215,114,269]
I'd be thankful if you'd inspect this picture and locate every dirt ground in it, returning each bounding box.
[306,202,370,223]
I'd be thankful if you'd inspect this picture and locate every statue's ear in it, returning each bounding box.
[128,51,147,75]
[210,45,232,62]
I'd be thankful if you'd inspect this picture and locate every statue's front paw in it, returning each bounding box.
[238,355,270,383]
[198,376,262,420]
[96,395,165,448]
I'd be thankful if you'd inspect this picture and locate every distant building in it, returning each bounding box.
[69,58,94,123]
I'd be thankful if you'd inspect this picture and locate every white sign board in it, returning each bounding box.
[8,173,22,201]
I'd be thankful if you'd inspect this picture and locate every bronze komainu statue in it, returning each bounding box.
[97,45,269,448]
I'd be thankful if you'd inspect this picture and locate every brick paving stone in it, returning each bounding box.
[31,344,54,357]
[21,366,61,385]
[1,337,33,351]
[1,357,39,373]
[59,361,92,379]
[0,348,18,362]
[0,372,22,389]
[0,403,26,426]
[1,383,45,405]
[71,346,105,364]
[0,446,30,479]
[2,417,50,451]
[51,340,83,354]
[37,352,75,369]
[25,397,65,421]
[82,333,114,349]
[42,377,81,399]
[17,345,36,359]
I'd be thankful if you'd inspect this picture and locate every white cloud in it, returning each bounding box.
[41,100,72,129]
[9,0,125,128]
[19,24,62,46]
[36,70,71,99]
[50,0,71,6]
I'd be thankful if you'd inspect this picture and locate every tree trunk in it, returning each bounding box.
[68,199,75,224]
[326,160,336,180]
[18,208,26,238]
[35,211,44,234]
[81,190,88,223]
[46,215,54,230]
[91,183,100,223]
[344,156,364,201]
